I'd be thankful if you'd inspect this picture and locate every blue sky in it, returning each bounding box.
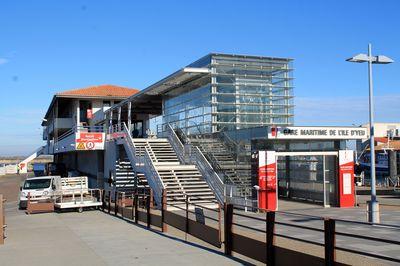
[0,1,399,156]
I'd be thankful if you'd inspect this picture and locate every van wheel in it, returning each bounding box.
[78,207,83,213]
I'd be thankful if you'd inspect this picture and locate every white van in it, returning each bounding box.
[19,176,61,209]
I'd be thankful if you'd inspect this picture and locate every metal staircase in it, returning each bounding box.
[114,159,148,191]
[114,123,217,208]
[189,137,252,191]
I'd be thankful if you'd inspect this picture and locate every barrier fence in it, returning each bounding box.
[101,189,400,265]
[0,194,5,245]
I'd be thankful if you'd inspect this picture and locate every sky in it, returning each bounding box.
[0,0,399,156]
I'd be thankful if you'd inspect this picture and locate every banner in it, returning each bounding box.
[258,151,277,211]
[338,150,355,207]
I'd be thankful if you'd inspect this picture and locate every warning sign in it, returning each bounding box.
[75,132,105,150]
[77,142,86,150]
[86,141,95,150]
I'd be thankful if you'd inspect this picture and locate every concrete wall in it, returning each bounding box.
[56,150,104,188]
[104,140,117,181]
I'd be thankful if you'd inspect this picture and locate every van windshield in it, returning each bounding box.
[23,179,51,190]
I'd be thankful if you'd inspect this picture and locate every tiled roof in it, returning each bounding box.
[56,84,139,98]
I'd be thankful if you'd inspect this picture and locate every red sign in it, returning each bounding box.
[87,109,93,119]
[338,150,355,207]
[76,132,103,143]
[258,151,277,211]
[86,141,95,150]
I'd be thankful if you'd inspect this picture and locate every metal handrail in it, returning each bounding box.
[121,122,165,206]
[57,125,105,142]
[165,124,187,164]
[190,146,224,204]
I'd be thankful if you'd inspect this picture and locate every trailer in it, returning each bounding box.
[53,176,102,212]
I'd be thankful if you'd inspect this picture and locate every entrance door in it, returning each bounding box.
[131,120,143,138]
[275,151,339,207]
[323,155,338,207]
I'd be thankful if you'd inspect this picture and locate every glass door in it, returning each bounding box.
[323,155,338,207]
[131,120,143,138]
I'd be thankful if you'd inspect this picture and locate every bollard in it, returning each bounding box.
[324,218,336,266]
[224,203,233,256]
[266,211,276,266]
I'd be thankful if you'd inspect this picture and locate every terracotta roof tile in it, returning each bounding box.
[57,84,139,98]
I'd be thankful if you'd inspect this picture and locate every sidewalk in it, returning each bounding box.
[0,204,241,266]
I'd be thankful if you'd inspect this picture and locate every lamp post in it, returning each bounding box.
[346,44,394,223]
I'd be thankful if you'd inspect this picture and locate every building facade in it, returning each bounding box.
[161,54,293,135]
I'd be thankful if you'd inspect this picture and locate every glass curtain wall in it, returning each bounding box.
[211,54,294,132]
[161,53,294,135]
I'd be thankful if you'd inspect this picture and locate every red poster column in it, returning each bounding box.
[338,150,355,207]
[258,151,277,211]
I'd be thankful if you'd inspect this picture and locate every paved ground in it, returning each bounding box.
[1,203,242,266]
[2,173,400,265]
[0,174,243,266]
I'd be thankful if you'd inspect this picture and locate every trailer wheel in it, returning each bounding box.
[78,207,83,213]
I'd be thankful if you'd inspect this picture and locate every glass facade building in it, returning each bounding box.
[162,53,294,135]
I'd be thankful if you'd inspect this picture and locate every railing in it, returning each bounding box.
[190,146,224,204]
[101,188,400,265]
[120,122,164,207]
[226,203,400,265]
[121,123,141,165]
[57,125,105,142]
[142,149,165,207]
[168,124,248,204]
[165,124,187,164]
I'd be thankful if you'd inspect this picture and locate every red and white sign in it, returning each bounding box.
[75,132,105,150]
[258,151,277,211]
[338,150,355,207]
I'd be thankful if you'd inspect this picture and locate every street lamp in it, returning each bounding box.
[346,44,394,223]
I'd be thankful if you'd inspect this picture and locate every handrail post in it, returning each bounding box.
[0,194,4,245]
[114,190,118,216]
[101,189,105,211]
[266,211,276,266]
[161,189,168,233]
[224,203,233,256]
[146,195,151,229]
[108,190,111,214]
[185,195,189,241]
[27,192,31,215]
[134,192,138,224]
[218,203,222,245]
[149,189,154,208]
[324,218,336,266]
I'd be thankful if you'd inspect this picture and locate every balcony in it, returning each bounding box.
[43,118,75,138]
